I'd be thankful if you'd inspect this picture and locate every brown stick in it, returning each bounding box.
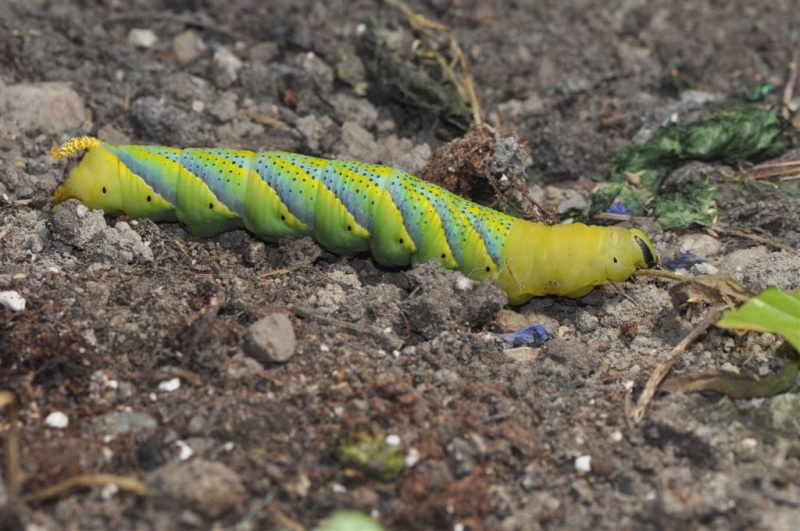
[627,306,724,425]
[0,391,20,506]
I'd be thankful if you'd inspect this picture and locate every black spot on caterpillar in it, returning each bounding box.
[51,136,658,304]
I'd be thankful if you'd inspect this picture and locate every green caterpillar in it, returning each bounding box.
[51,136,657,304]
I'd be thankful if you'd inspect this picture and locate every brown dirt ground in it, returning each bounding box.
[1,1,799,530]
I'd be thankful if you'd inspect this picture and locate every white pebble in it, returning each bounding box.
[405,447,421,467]
[176,440,194,461]
[320,343,330,353]
[575,455,592,472]
[157,377,181,392]
[386,434,401,446]
[0,290,26,311]
[128,28,158,48]
[100,483,119,499]
[44,411,69,429]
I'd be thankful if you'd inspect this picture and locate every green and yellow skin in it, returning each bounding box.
[51,136,658,304]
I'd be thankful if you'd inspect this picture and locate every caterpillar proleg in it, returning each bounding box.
[51,136,658,304]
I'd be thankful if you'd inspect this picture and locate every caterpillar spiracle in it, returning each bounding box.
[51,136,658,304]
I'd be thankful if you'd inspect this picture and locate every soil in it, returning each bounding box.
[1,1,799,530]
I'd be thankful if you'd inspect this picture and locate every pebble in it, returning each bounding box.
[0,290,26,311]
[338,121,381,163]
[248,41,279,63]
[678,233,722,258]
[244,313,297,363]
[770,393,800,433]
[88,411,158,437]
[556,191,590,214]
[172,30,207,65]
[213,48,244,85]
[44,411,69,429]
[128,28,158,48]
[147,459,247,518]
[51,200,107,249]
[0,82,88,134]
[574,454,592,472]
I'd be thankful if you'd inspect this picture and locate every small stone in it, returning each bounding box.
[770,393,800,433]
[0,82,88,134]
[213,48,244,85]
[44,411,69,429]
[338,121,381,163]
[244,313,296,363]
[51,199,107,249]
[208,92,238,122]
[678,233,722,258]
[172,30,207,65]
[574,455,592,472]
[158,378,181,392]
[556,191,590,214]
[0,291,25,312]
[147,459,247,518]
[128,28,158,48]
[249,41,279,63]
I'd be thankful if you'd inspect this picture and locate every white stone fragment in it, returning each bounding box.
[176,440,195,461]
[44,411,69,429]
[575,455,592,473]
[405,447,421,467]
[157,377,181,392]
[0,290,25,311]
[128,28,158,48]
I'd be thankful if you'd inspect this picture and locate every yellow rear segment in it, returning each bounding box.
[496,222,658,304]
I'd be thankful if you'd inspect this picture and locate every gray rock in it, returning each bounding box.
[338,121,380,163]
[244,313,297,363]
[207,92,238,122]
[88,411,158,436]
[147,459,247,518]
[213,48,244,87]
[770,393,800,433]
[51,200,107,249]
[678,233,722,259]
[556,192,590,214]
[128,28,158,48]
[87,221,154,263]
[172,30,207,65]
[0,82,89,134]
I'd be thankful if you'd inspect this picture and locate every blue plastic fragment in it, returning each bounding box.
[498,324,548,347]
[607,201,630,215]
[663,250,705,270]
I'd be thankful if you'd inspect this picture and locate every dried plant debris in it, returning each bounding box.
[420,125,555,223]
[348,20,473,137]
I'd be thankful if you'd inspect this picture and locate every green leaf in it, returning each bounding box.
[716,287,800,351]
[314,510,384,531]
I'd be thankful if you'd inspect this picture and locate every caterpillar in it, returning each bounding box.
[50,136,658,304]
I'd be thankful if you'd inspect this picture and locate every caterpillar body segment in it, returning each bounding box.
[51,136,658,304]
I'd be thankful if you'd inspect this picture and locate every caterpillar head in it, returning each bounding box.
[598,227,658,286]
[628,228,658,270]
[51,137,125,213]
